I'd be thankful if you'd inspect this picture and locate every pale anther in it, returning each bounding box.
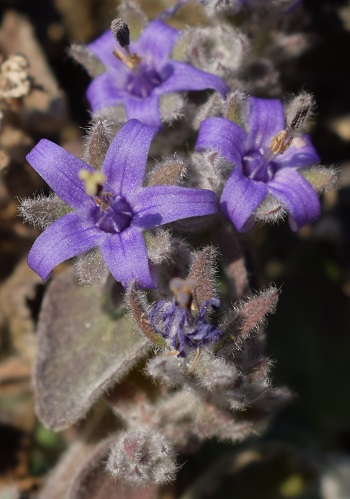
[78,169,106,196]
[270,130,293,155]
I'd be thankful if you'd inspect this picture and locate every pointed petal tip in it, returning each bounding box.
[100,229,156,290]
[268,168,321,231]
[28,250,49,282]
[220,172,268,233]
[26,138,50,164]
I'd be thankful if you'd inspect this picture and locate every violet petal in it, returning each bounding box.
[268,167,320,230]
[220,169,268,232]
[273,134,320,169]
[102,120,158,198]
[99,227,155,288]
[26,139,92,210]
[154,61,229,98]
[86,71,127,112]
[88,30,121,70]
[124,94,160,127]
[245,97,286,152]
[28,212,103,281]
[135,20,179,67]
[195,117,246,167]
[132,185,218,229]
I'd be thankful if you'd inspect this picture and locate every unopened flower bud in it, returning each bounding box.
[146,354,187,386]
[106,427,177,486]
[111,18,130,48]
[286,93,314,134]
[194,352,238,390]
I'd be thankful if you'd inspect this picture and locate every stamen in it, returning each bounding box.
[169,278,197,309]
[113,48,142,70]
[187,347,202,373]
[110,18,141,70]
[270,130,293,155]
[161,350,181,357]
[111,18,130,48]
[287,105,309,132]
[94,192,113,211]
[286,94,312,133]
[78,169,106,196]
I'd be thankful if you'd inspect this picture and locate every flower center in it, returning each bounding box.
[79,168,132,233]
[242,150,277,182]
[126,63,166,98]
[93,193,132,233]
[110,17,172,99]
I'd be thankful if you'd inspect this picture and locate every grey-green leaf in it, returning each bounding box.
[34,269,151,431]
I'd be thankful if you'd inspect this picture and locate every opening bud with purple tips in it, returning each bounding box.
[106,427,177,486]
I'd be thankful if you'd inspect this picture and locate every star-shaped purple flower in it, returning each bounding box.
[195,97,321,231]
[26,120,218,288]
[86,19,228,127]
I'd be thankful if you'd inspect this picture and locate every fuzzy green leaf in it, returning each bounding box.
[34,269,151,431]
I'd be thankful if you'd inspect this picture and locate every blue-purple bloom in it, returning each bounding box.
[26,119,217,288]
[149,297,223,356]
[195,97,321,232]
[86,19,228,127]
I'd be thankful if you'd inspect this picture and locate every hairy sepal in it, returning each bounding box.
[83,119,114,168]
[18,193,71,230]
[146,155,187,187]
[300,166,338,193]
[187,246,218,311]
[69,44,104,77]
[216,286,279,351]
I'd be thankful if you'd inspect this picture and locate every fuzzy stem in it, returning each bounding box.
[215,217,250,299]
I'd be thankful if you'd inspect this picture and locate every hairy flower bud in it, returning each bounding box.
[185,25,248,80]
[146,354,187,386]
[194,352,238,390]
[286,92,314,135]
[83,119,114,168]
[106,427,177,486]
[18,194,70,230]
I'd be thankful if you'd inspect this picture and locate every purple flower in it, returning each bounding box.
[86,19,228,127]
[149,297,223,356]
[26,120,217,288]
[195,97,321,231]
